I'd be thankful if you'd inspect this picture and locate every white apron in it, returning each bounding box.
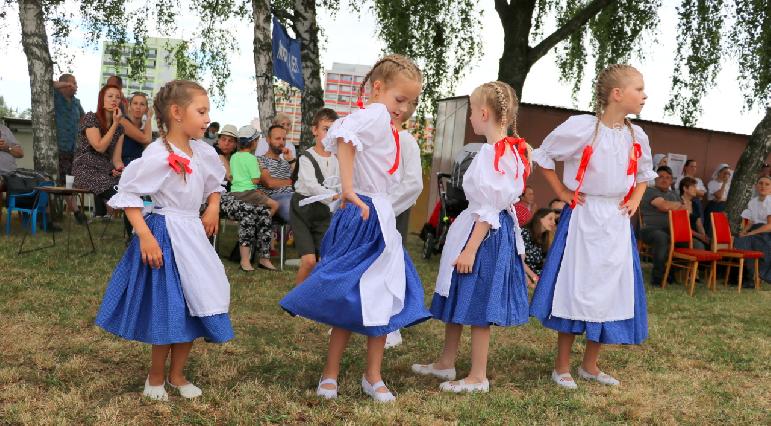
[551,195,634,322]
[154,206,230,317]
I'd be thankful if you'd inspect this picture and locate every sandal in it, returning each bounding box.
[316,377,338,399]
[551,370,578,389]
[439,378,489,393]
[577,366,620,386]
[361,376,395,403]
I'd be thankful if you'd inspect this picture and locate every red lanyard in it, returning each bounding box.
[356,96,400,175]
[570,138,641,208]
[493,136,530,184]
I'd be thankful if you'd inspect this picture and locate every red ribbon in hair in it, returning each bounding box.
[167,152,193,175]
[356,94,401,175]
[493,137,530,183]
[623,142,642,203]
[571,145,594,208]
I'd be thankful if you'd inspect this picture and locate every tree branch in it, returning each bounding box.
[494,0,511,22]
[528,0,613,66]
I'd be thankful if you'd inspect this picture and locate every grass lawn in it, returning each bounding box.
[0,217,769,425]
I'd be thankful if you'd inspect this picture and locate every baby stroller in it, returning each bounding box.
[420,143,484,259]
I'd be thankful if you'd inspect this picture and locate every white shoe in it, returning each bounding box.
[439,379,489,393]
[577,366,620,386]
[361,376,396,403]
[411,363,456,381]
[316,377,338,399]
[384,330,403,349]
[167,379,202,399]
[551,370,578,389]
[143,377,168,401]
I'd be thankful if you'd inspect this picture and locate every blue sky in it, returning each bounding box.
[0,2,764,135]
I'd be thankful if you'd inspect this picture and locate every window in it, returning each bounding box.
[327,83,338,91]
[355,75,364,83]
[327,73,339,80]
[147,48,158,59]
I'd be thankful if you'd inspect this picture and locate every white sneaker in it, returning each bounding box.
[316,377,338,399]
[361,376,396,403]
[384,330,403,349]
[577,366,620,386]
[551,370,578,389]
[411,363,456,381]
[167,379,202,399]
[439,379,489,393]
[143,377,168,401]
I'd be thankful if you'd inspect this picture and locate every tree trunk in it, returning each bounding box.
[252,0,275,134]
[293,0,323,150]
[495,0,536,98]
[18,0,58,180]
[725,107,771,232]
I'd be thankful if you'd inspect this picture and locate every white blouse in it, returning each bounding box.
[532,114,657,196]
[707,180,731,201]
[295,148,339,206]
[435,142,526,296]
[108,139,229,317]
[390,130,423,216]
[741,196,771,225]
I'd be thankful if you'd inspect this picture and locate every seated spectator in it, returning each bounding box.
[675,159,706,197]
[290,108,339,284]
[115,91,153,167]
[734,176,771,283]
[257,125,295,222]
[229,125,278,215]
[214,124,238,188]
[255,113,296,159]
[220,192,277,272]
[72,84,124,219]
[203,121,220,145]
[704,163,733,235]
[639,166,687,286]
[0,120,24,206]
[521,208,557,288]
[679,176,709,249]
[514,185,536,225]
[548,198,566,222]
[653,153,668,170]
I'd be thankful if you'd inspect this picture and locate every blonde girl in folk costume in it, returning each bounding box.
[529,64,656,388]
[95,80,233,401]
[412,82,531,393]
[280,55,431,402]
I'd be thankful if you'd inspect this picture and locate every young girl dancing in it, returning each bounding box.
[412,81,531,393]
[95,80,233,401]
[280,54,431,402]
[530,64,656,388]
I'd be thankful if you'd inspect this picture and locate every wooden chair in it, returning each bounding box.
[662,210,721,296]
[636,213,652,262]
[710,212,763,292]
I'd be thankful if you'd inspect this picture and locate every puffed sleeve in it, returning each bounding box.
[195,140,226,201]
[323,103,391,154]
[108,141,172,208]
[633,125,657,183]
[531,115,597,170]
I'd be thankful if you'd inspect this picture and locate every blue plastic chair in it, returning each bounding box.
[5,181,55,236]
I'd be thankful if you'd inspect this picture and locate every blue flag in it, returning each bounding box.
[272,17,304,90]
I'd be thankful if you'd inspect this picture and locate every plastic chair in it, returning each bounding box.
[662,209,722,296]
[710,212,763,291]
[5,181,55,236]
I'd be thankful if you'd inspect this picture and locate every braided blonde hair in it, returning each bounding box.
[358,54,423,103]
[588,64,640,147]
[470,81,520,137]
[153,80,207,181]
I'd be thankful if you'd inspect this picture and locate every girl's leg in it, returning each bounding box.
[149,344,171,386]
[555,332,575,374]
[581,340,602,375]
[295,254,317,285]
[466,326,491,384]
[365,335,389,393]
[320,327,351,390]
[435,323,463,369]
[168,342,194,385]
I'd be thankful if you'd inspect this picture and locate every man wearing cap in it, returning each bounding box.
[229,125,278,215]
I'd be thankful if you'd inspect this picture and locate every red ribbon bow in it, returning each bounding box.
[493,137,530,182]
[356,95,400,175]
[623,142,642,203]
[167,152,192,175]
[571,145,594,208]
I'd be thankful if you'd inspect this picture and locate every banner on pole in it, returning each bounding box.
[272,17,304,90]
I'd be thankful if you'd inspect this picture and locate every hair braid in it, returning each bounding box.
[358,54,423,103]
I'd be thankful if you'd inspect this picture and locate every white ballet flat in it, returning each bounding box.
[361,376,396,403]
[439,379,489,393]
[384,330,403,349]
[316,377,338,399]
[143,377,168,401]
[167,379,202,399]
[577,366,620,386]
[551,370,578,389]
[411,363,456,381]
